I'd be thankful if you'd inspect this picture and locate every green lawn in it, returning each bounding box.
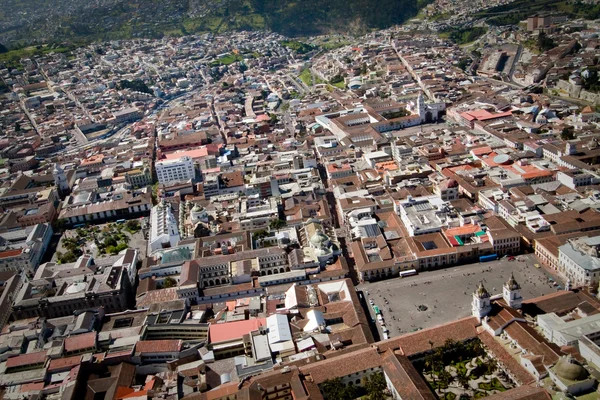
[0,45,73,66]
[331,81,346,89]
[320,39,351,50]
[210,53,243,66]
[478,378,506,392]
[299,68,313,86]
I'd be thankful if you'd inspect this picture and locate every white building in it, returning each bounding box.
[558,236,600,288]
[149,202,180,254]
[395,195,454,237]
[538,312,600,348]
[0,223,53,273]
[155,156,195,185]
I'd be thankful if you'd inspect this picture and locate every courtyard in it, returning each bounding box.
[413,338,515,400]
[53,219,147,264]
[359,254,561,338]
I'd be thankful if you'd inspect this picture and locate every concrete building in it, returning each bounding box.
[558,236,600,288]
[155,156,195,185]
[395,195,454,236]
[0,223,53,273]
[12,254,133,320]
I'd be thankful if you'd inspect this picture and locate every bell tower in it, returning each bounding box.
[503,273,522,309]
[472,281,492,320]
[53,163,69,198]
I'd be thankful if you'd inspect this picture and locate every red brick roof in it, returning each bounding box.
[135,340,182,354]
[504,321,561,365]
[479,331,535,385]
[382,351,436,400]
[48,355,82,372]
[299,346,382,384]
[6,351,47,369]
[64,332,96,353]
[484,385,551,400]
[19,382,45,393]
[377,317,479,356]
[0,248,23,259]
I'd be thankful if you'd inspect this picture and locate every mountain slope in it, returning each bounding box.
[0,0,429,47]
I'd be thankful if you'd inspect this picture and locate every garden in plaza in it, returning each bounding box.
[56,220,141,263]
[413,339,515,400]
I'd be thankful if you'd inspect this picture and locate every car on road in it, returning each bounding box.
[369,299,374,305]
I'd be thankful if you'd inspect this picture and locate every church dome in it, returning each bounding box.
[505,273,521,291]
[310,231,330,248]
[475,282,490,298]
[554,357,589,382]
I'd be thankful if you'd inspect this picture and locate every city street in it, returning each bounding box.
[358,254,560,338]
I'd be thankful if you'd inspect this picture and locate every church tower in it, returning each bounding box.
[417,92,426,120]
[503,273,522,309]
[472,281,492,320]
[53,163,69,198]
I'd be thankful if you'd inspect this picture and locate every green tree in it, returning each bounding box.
[118,79,153,95]
[363,372,387,400]
[269,219,286,232]
[58,250,80,264]
[14,122,21,132]
[537,32,555,52]
[125,219,140,233]
[484,357,497,379]
[456,368,470,391]
[582,68,600,93]
[320,378,356,400]
[330,74,345,84]
[561,126,575,140]
[104,236,118,247]
[254,229,268,240]
[163,277,177,288]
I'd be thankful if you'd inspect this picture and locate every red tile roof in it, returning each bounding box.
[48,355,82,372]
[377,317,479,356]
[300,347,382,384]
[484,385,551,400]
[479,331,535,385]
[0,249,23,259]
[19,382,45,393]
[6,351,47,369]
[135,340,182,354]
[209,318,266,343]
[64,332,96,353]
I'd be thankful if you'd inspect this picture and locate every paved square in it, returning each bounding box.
[358,254,561,339]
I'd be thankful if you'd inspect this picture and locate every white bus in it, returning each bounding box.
[400,269,418,278]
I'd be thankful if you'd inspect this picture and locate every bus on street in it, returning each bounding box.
[400,269,418,278]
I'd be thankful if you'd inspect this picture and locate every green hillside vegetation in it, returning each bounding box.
[0,0,432,47]
[440,27,487,45]
[210,53,244,66]
[475,0,600,26]
[0,44,77,69]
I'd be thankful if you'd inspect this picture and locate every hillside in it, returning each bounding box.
[0,0,429,48]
